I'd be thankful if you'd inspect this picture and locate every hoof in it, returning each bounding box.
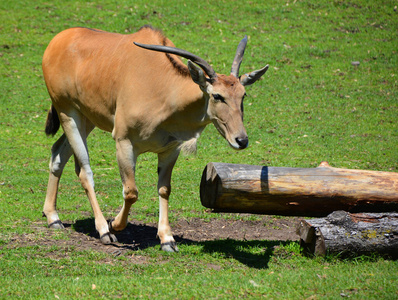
[100,232,118,244]
[161,241,179,252]
[108,218,122,235]
[48,220,65,230]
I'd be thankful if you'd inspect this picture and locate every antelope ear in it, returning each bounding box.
[188,60,207,89]
[240,65,269,86]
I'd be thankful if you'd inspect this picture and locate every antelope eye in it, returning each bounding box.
[212,94,225,102]
[241,93,246,113]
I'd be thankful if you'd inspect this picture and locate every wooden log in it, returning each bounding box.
[200,162,398,216]
[296,211,398,257]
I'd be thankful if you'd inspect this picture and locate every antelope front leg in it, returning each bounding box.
[109,139,138,233]
[157,149,180,252]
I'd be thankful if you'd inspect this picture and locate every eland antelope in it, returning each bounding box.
[42,25,268,252]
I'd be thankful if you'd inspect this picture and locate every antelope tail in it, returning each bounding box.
[44,105,60,136]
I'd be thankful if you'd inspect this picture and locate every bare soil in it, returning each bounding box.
[7,215,300,262]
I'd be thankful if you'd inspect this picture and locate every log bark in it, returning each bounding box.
[200,162,398,216]
[296,211,398,257]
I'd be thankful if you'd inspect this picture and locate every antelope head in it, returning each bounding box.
[134,36,268,150]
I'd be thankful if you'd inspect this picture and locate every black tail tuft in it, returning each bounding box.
[44,105,60,136]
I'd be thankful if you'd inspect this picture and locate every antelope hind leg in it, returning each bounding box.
[43,134,73,230]
[60,111,117,244]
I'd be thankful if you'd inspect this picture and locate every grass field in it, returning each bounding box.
[1,0,397,298]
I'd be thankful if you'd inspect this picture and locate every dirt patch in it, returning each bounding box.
[5,215,300,262]
[173,216,299,242]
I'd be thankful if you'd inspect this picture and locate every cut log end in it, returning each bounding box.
[200,162,221,210]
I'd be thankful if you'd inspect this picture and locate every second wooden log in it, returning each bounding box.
[296,211,398,257]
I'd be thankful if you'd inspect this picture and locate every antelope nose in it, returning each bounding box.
[235,136,249,149]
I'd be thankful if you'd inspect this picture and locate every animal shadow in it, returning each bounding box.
[73,218,192,251]
[73,218,294,268]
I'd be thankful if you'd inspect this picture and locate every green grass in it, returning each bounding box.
[1,0,397,298]
[1,241,397,299]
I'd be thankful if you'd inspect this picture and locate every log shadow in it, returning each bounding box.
[260,166,270,193]
[192,239,294,269]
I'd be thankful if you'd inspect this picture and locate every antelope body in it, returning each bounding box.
[42,26,268,251]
